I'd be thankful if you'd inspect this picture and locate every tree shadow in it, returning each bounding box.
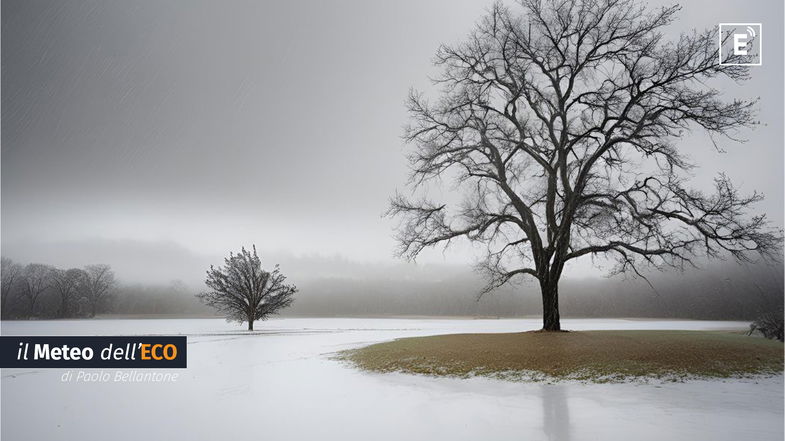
[541,384,571,441]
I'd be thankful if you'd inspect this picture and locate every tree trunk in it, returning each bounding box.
[247,315,254,331]
[541,282,561,331]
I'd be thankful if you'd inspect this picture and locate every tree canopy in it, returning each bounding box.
[389,0,781,330]
[198,246,296,330]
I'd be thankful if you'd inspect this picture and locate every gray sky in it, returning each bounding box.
[2,0,783,282]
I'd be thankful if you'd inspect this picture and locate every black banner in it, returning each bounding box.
[0,336,187,368]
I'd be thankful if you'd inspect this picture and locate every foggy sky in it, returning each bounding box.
[2,0,783,282]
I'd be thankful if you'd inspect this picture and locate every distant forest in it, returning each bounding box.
[1,257,781,320]
[287,262,783,320]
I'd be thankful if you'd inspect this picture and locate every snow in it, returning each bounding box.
[2,318,782,441]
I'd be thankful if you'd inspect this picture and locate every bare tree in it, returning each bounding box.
[748,309,784,342]
[198,246,296,331]
[20,263,54,318]
[747,275,784,341]
[1,258,23,319]
[389,0,781,330]
[83,264,116,317]
[51,268,88,318]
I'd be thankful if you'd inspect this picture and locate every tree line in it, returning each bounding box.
[2,255,781,328]
[1,258,116,319]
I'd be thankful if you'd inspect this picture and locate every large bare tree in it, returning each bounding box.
[198,246,297,331]
[389,0,781,330]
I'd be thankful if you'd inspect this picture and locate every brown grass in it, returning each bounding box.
[338,330,784,382]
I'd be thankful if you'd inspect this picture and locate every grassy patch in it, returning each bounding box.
[337,330,784,383]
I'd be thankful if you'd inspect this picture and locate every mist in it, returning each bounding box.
[1,0,782,321]
[2,1,784,440]
[2,239,781,320]
[2,0,783,270]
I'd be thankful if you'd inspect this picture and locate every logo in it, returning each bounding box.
[719,23,762,66]
[0,336,187,368]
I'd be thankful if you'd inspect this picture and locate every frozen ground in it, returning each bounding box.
[1,318,782,441]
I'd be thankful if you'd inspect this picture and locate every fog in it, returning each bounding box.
[2,0,783,268]
[2,1,784,438]
[2,0,783,321]
[2,238,781,320]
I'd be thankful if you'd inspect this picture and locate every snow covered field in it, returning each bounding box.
[1,318,782,441]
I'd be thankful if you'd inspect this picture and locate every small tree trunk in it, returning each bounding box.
[541,282,561,331]
[247,312,254,331]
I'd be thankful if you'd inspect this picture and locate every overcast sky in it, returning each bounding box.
[2,0,783,281]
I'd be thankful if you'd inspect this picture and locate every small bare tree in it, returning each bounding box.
[749,310,784,342]
[390,0,781,330]
[198,246,296,331]
[748,277,784,342]
[1,258,22,319]
[83,264,116,317]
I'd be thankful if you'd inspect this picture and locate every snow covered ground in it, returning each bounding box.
[1,318,782,441]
